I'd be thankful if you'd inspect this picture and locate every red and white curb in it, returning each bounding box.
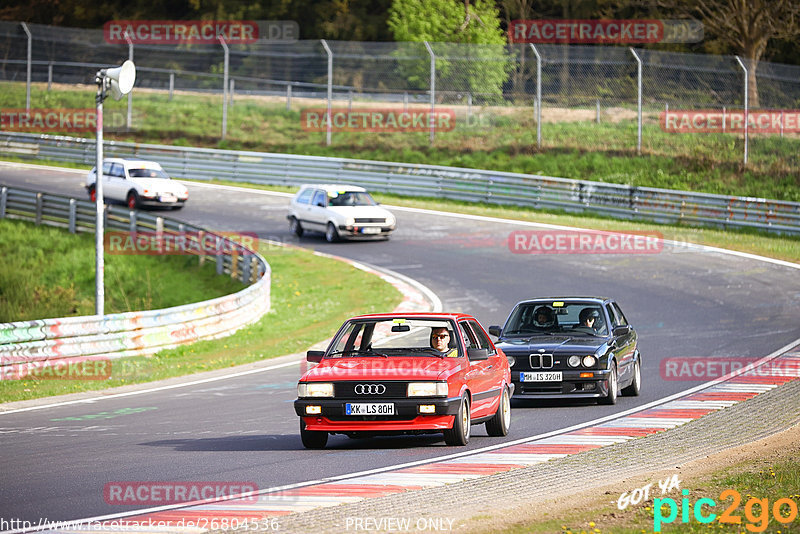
[31,348,800,533]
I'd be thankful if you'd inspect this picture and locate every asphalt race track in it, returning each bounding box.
[1,163,799,525]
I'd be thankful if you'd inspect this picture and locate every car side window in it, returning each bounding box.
[611,303,629,326]
[458,322,474,350]
[311,190,326,207]
[296,188,313,205]
[110,163,125,178]
[606,304,623,327]
[102,162,112,175]
[467,320,494,353]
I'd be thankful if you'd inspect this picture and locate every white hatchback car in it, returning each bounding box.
[287,184,396,242]
[86,158,189,210]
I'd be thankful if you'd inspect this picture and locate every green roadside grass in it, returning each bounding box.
[0,222,401,403]
[495,446,800,534]
[0,218,243,321]
[1,81,798,201]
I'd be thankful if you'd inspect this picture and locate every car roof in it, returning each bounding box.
[300,184,367,194]
[514,297,611,305]
[348,312,476,321]
[104,158,163,168]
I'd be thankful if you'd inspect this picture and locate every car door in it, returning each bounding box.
[104,162,127,201]
[458,320,496,418]
[307,189,329,231]
[608,301,636,382]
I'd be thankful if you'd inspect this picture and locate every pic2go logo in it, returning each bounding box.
[654,489,799,532]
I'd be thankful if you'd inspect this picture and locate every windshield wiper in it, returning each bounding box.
[327,349,388,358]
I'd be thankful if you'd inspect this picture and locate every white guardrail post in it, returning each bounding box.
[0,186,271,373]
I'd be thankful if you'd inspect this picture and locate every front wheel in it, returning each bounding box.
[485,386,511,437]
[599,364,618,405]
[444,394,470,446]
[621,358,642,396]
[300,420,328,449]
[325,222,339,243]
[88,185,97,202]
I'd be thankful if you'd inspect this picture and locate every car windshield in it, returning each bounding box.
[503,302,608,336]
[128,168,170,179]
[327,191,377,207]
[327,318,461,357]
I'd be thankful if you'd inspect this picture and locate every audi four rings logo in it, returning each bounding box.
[354,384,386,394]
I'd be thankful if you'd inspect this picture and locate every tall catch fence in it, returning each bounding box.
[2,21,800,160]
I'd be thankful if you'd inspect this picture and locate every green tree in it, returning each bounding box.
[387,0,512,100]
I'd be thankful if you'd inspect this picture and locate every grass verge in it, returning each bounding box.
[0,218,243,321]
[0,241,402,403]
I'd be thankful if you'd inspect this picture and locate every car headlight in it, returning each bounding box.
[506,355,515,367]
[345,217,355,227]
[568,355,582,367]
[582,355,597,367]
[297,382,334,398]
[407,382,448,397]
[386,214,396,226]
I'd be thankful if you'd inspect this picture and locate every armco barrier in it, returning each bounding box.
[1,131,799,235]
[0,185,270,374]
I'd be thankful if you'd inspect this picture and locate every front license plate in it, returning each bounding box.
[346,403,395,415]
[160,195,177,203]
[361,227,381,234]
[520,371,562,382]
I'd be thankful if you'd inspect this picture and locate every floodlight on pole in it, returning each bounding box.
[94,60,136,316]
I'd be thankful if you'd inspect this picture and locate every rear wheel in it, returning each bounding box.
[300,420,328,449]
[599,364,618,405]
[88,185,97,202]
[485,386,511,437]
[444,394,470,446]
[325,222,339,243]
[289,216,304,237]
[621,358,641,396]
[126,191,140,210]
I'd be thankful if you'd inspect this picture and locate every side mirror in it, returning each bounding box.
[467,347,490,361]
[612,325,632,337]
[488,326,501,337]
[306,350,324,363]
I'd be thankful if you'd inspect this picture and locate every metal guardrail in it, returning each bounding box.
[0,185,271,375]
[1,131,798,235]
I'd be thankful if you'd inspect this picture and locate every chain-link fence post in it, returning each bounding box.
[630,48,642,155]
[424,41,436,145]
[735,55,749,166]
[530,44,541,147]
[320,39,333,146]
[219,36,229,140]
[21,22,31,111]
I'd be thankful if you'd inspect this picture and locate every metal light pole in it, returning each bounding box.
[94,60,136,316]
